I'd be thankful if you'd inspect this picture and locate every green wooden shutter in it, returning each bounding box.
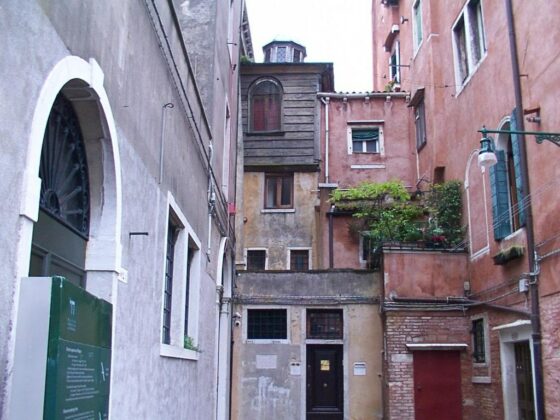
[490,150,511,240]
[510,110,526,226]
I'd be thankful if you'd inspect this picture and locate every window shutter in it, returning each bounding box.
[252,96,265,131]
[510,110,526,226]
[266,93,281,131]
[490,150,511,240]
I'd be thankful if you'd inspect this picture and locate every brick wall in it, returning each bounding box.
[541,293,560,419]
[383,310,525,420]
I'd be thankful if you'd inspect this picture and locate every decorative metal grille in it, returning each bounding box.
[307,309,343,339]
[247,309,287,339]
[39,93,90,237]
[472,318,485,363]
[163,222,177,344]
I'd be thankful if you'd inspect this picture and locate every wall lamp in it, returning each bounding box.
[477,125,560,169]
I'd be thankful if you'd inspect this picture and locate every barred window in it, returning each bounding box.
[247,309,287,340]
[472,318,486,363]
[307,309,343,339]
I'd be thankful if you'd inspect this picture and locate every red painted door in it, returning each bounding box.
[413,351,462,420]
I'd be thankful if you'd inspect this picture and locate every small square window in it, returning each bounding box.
[472,318,486,363]
[247,309,287,339]
[307,309,343,339]
[290,250,310,271]
[351,128,380,153]
[247,249,266,270]
[265,173,293,209]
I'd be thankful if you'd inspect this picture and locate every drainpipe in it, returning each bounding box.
[328,206,334,268]
[320,97,330,183]
[207,143,215,259]
[159,103,174,184]
[504,1,545,418]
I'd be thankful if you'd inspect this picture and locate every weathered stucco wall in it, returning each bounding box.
[383,250,468,298]
[242,172,319,269]
[232,270,383,420]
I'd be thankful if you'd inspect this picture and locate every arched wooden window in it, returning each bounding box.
[29,93,90,286]
[250,79,282,132]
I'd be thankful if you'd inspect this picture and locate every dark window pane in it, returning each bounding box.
[307,309,343,339]
[472,319,485,363]
[265,174,292,209]
[247,250,266,270]
[247,309,287,339]
[290,250,309,271]
[281,176,292,206]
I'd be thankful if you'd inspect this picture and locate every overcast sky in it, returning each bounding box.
[244,0,373,92]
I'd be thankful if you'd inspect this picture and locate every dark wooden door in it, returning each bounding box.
[306,345,343,419]
[413,351,462,420]
[515,341,535,420]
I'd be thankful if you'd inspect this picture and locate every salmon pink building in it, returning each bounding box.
[371,0,560,419]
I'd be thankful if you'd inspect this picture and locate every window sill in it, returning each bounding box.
[245,130,285,136]
[246,339,289,344]
[160,343,199,361]
[261,209,295,214]
[305,339,343,345]
[472,376,491,384]
[351,164,386,170]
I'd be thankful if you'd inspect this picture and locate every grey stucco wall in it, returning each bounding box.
[0,0,239,418]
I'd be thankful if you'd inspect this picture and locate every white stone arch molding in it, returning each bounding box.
[17,56,123,300]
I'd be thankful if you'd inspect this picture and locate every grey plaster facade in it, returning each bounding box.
[0,0,244,418]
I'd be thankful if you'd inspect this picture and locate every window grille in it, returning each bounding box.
[472,318,485,363]
[247,250,266,270]
[307,309,343,339]
[290,250,309,271]
[163,222,178,344]
[247,309,287,339]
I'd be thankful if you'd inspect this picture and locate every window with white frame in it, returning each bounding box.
[348,126,383,154]
[452,0,487,87]
[161,194,201,359]
[412,0,423,52]
[389,41,401,84]
[415,99,427,149]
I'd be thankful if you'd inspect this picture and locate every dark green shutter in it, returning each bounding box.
[510,110,526,226]
[490,150,511,240]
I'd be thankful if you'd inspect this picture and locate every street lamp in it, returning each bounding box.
[477,126,497,169]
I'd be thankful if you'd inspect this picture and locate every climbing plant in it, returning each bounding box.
[330,179,464,249]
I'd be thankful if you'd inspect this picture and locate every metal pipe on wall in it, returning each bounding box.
[504,0,545,417]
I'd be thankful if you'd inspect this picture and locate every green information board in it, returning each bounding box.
[43,277,112,420]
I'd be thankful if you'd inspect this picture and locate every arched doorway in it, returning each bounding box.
[29,92,90,286]
[16,56,122,301]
